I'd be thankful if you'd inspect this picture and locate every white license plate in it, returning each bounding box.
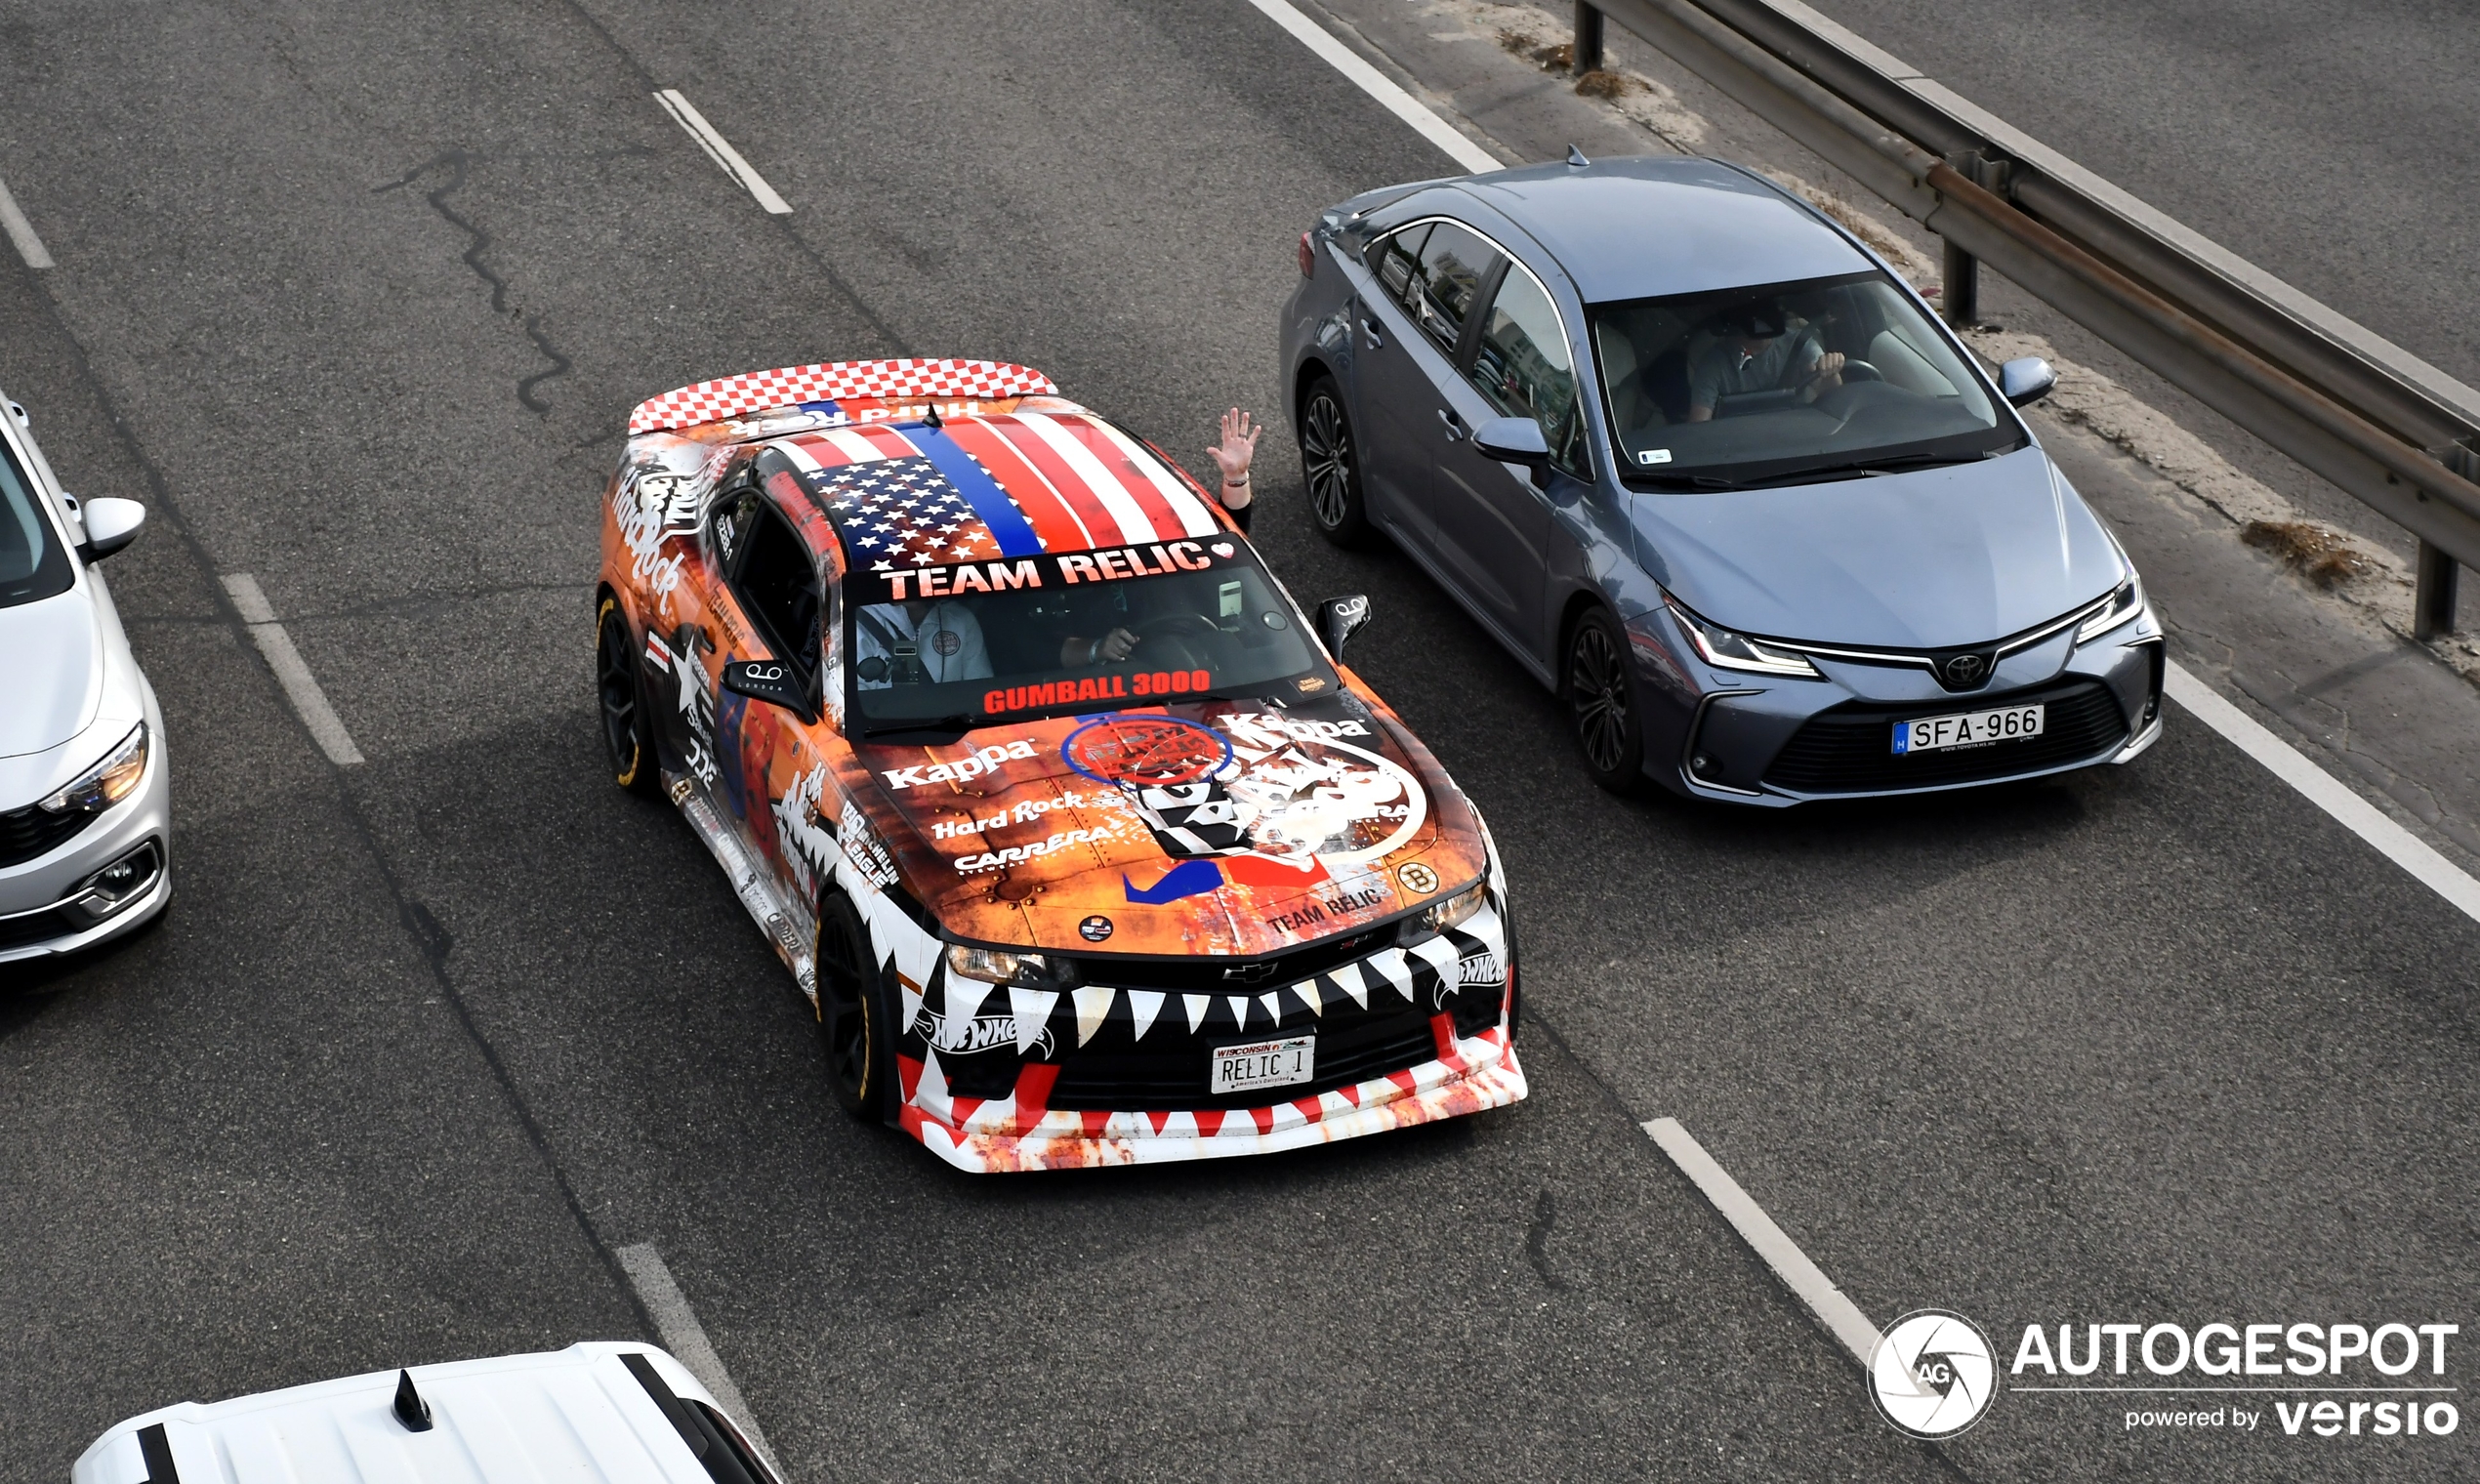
[1892,703,2045,754]
[1211,1034,1316,1095]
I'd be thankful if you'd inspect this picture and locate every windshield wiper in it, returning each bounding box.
[1628,471,1744,491]
[1753,448,2005,487]
[861,713,984,739]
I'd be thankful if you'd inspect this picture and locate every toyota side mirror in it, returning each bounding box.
[722,659,815,722]
[1999,356,2057,408]
[1470,415,1550,474]
[79,497,146,561]
[1316,595,1371,661]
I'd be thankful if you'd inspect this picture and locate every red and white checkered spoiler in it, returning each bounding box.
[627,358,1059,435]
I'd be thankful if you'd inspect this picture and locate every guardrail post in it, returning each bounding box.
[1574,3,1605,75]
[2416,442,2477,639]
[1938,151,2012,328]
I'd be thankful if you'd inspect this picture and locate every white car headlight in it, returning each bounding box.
[38,723,147,815]
[1668,601,1821,678]
[2076,575,2145,644]
[945,943,1051,986]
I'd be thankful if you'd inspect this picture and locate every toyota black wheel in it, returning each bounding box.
[814,894,892,1122]
[597,597,658,795]
[1567,608,1644,793]
[1299,375,1371,547]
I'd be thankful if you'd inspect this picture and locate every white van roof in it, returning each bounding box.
[71,1342,776,1484]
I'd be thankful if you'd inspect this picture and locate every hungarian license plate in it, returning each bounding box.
[1892,703,2045,754]
[1210,1034,1316,1095]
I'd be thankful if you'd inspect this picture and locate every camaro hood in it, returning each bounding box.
[1633,446,2126,648]
[841,694,1487,958]
[0,586,102,759]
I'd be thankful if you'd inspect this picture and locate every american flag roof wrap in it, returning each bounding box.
[626,357,1059,434]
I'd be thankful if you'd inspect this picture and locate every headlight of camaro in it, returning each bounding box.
[38,723,148,815]
[1415,881,1487,936]
[945,943,1053,986]
[2076,575,2145,644]
[1667,601,1821,678]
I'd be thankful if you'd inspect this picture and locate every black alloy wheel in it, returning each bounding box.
[1299,375,1371,546]
[814,894,892,1122]
[597,597,658,796]
[1566,608,1645,793]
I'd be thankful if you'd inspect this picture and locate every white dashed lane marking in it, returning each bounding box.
[654,90,794,215]
[0,171,54,268]
[616,1243,782,1475]
[221,573,365,766]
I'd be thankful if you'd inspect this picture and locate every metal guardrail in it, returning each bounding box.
[1575,0,2480,636]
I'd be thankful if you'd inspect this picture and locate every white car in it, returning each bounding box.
[0,392,168,965]
[72,1341,778,1484]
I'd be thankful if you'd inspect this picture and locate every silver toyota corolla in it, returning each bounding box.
[0,392,168,963]
[1281,155,2163,804]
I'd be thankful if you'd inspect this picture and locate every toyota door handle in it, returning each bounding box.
[1359,319,1385,349]
[1437,409,1467,440]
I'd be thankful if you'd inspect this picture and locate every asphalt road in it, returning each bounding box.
[0,2,2473,1480]
[1798,0,2480,394]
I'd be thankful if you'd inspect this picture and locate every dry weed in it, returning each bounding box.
[2242,519,2377,587]
[1499,29,1573,70]
[1574,68,1633,100]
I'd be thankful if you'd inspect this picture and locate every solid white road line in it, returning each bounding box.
[2165,660,2480,927]
[615,1243,782,1474]
[221,574,365,766]
[1642,1117,1885,1369]
[654,90,794,215]
[1240,0,1504,173]
[0,173,54,268]
[1253,0,2480,937]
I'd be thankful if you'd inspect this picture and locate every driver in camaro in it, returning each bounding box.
[597,358,1522,1172]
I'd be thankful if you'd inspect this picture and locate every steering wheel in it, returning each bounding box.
[1132,613,1220,646]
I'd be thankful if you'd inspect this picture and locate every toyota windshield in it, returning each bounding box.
[1591,270,2023,488]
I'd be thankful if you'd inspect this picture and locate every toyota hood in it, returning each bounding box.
[840,694,1488,959]
[1631,446,2127,647]
[0,586,103,759]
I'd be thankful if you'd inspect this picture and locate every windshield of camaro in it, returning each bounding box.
[842,538,1338,732]
[0,439,71,609]
[1591,270,2021,486]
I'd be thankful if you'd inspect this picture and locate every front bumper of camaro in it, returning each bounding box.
[890,892,1525,1173]
[1633,601,2166,805]
[0,711,174,965]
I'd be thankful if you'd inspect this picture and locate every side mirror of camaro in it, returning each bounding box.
[722,659,815,722]
[79,497,146,561]
[1316,594,1371,661]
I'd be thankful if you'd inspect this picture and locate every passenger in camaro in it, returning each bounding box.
[1056,406,1264,669]
[1684,301,1846,421]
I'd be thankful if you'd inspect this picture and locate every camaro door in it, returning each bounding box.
[642,474,755,794]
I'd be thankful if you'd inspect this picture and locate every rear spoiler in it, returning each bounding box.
[628,358,1057,435]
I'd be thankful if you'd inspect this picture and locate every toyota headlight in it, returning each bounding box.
[2076,575,2145,644]
[945,943,1052,986]
[1667,601,1820,678]
[38,723,148,815]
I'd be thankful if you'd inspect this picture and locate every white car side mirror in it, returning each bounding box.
[80,497,146,560]
[1999,356,2057,408]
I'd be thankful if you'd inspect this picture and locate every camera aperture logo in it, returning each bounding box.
[1871,1309,2000,1439]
